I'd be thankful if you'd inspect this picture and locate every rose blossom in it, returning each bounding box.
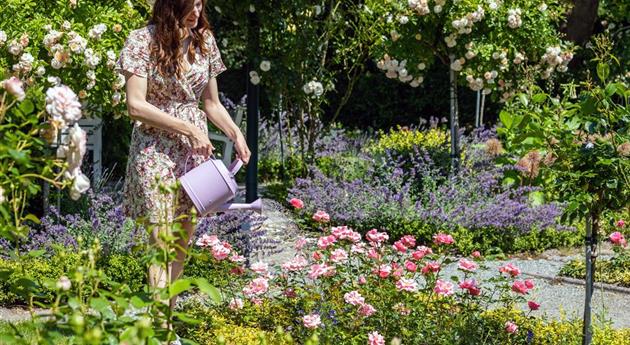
[404,260,417,272]
[302,314,321,329]
[229,298,244,310]
[471,250,481,258]
[308,263,334,279]
[400,235,416,248]
[396,278,418,292]
[365,229,389,244]
[434,279,455,296]
[610,232,627,247]
[367,247,381,260]
[616,220,626,228]
[528,300,540,310]
[393,240,408,253]
[505,321,518,334]
[458,258,478,272]
[511,280,529,295]
[458,279,481,296]
[295,237,307,250]
[368,331,385,345]
[242,277,269,297]
[196,234,220,248]
[289,198,304,209]
[1,76,26,101]
[344,290,365,306]
[250,261,269,275]
[524,279,535,289]
[312,210,330,223]
[46,84,82,125]
[312,251,323,261]
[421,261,441,275]
[332,226,362,242]
[56,276,71,291]
[211,243,231,260]
[281,255,308,272]
[499,263,521,277]
[358,275,367,285]
[330,248,349,263]
[69,173,90,200]
[317,235,337,249]
[433,233,454,245]
[412,246,433,260]
[358,303,376,317]
[376,264,392,278]
[229,253,246,264]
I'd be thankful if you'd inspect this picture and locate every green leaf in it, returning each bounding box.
[18,99,35,115]
[531,93,547,104]
[68,297,81,310]
[173,312,202,325]
[529,191,545,206]
[23,213,41,225]
[499,110,513,129]
[194,278,222,303]
[27,249,46,258]
[518,94,529,107]
[130,295,149,308]
[169,279,192,298]
[597,62,609,81]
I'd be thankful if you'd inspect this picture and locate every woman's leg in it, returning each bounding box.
[169,218,196,309]
[148,223,170,296]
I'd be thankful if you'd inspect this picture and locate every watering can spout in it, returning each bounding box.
[216,198,262,214]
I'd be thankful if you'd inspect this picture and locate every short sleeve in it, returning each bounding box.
[115,29,151,78]
[206,32,227,79]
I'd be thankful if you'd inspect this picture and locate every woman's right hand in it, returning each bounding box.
[187,125,214,157]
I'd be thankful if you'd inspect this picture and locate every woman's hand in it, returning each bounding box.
[234,133,251,164]
[187,124,214,157]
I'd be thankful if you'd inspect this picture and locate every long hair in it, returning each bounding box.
[149,0,211,78]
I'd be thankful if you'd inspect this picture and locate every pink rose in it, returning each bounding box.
[358,275,367,285]
[211,243,231,261]
[312,210,330,223]
[2,76,26,101]
[377,264,392,279]
[458,258,478,272]
[366,229,389,244]
[228,298,244,310]
[434,279,454,296]
[317,235,337,249]
[400,235,416,248]
[196,234,220,248]
[295,237,307,250]
[289,198,304,209]
[368,331,385,345]
[330,248,349,263]
[616,219,626,228]
[471,250,481,258]
[511,280,529,295]
[229,254,246,263]
[281,255,308,272]
[610,231,627,247]
[358,303,376,317]
[458,279,481,296]
[351,243,367,254]
[499,263,521,277]
[368,248,381,260]
[421,261,441,275]
[393,240,408,253]
[230,266,245,276]
[344,290,365,306]
[433,233,455,245]
[412,246,433,260]
[302,314,321,329]
[404,260,417,272]
[308,263,328,279]
[312,251,323,261]
[396,278,418,292]
[250,261,269,275]
[528,300,540,310]
[505,321,518,334]
[391,262,404,278]
[524,279,535,289]
[242,277,269,297]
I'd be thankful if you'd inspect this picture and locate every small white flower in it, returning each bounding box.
[69,172,90,200]
[434,5,442,13]
[36,66,46,76]
[88,23,107,40]
[83,48,100,68]
[249,4,255,12]
[112,92,121,105]
[1,77,26,101]
[399,15,409,25]
[450,59,464,71]
[47,76,61,86]
[62,21,72,31]
[56,276,72,291]
[250,71,261,85]
[507,8,522,29]
[259,60,271,72]
[8,40,23,56]
[390,30,401,42]
[45,84,82,125]
[0,31,7,46]
[465,50,476,59]
[417,62,426,70]
[86,70,96,81]
[214,6,222,13]
[68,32,87,54]
[538,3,548,12]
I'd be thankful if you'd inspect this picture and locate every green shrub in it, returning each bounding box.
[559,257,630,287]
[98,253,146,292]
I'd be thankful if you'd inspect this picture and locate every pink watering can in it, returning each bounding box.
[179,157,262,216]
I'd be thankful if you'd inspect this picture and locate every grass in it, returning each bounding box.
[0,321,72,345]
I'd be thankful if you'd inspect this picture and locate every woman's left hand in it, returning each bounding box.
[234,134,251,164]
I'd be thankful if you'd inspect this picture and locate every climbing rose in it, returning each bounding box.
[404,260,417,272]
[396,278,418,292]
[289,198,304,209]
[616,220,626,228]
[421,261,441,275]
[344,290,365,306]
[511,280,529,295]
[459,279,481,296]
[433,233,454,245]
[302,314,321,329]
[412,246,433,260]
[368,331,385,345]
[505,321,518,334]
[228,298,244,310]
[45,84,82,125]
[242,277,269,297]
[359,303,376,317]
[1,76,25,101]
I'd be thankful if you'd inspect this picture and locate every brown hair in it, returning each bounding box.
[149,0,211,78]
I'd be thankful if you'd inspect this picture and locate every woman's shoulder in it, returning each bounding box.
[128,24,155,42]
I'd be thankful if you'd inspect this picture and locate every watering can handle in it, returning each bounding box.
[228,159,243,176]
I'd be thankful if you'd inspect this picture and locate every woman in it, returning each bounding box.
[116,0,250,308]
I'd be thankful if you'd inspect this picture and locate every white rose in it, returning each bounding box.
[56,276,72,291]
[417,62,426,70]
[1,76,26,101]
[36,66,46,77]
[538,3,548,12]
[0,31,7,46]
[250,74,261,85]
[62,21,72,31]
[8,40,23,56]
[399,15,409,25]
[259,60,271,72]
[112,92,121,105]
[45,84,82,125]
[47,76,61,86]
[68,122,87,156]
[69,172,90,200]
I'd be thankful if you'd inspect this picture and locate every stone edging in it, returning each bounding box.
[523,272,630,295]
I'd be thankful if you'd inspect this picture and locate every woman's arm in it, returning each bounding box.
[124,72,214,156]
[201,77,251,163]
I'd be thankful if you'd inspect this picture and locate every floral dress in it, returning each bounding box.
[115,25,226,223]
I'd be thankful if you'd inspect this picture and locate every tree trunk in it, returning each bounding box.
[565,0,600,44]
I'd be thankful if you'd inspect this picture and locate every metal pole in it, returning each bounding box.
[277,96,286,180]
[479,92,486,127]
[448,55,460,173]
[582,212,595,345]
[474,90,480,127]
[245,7,260,203]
